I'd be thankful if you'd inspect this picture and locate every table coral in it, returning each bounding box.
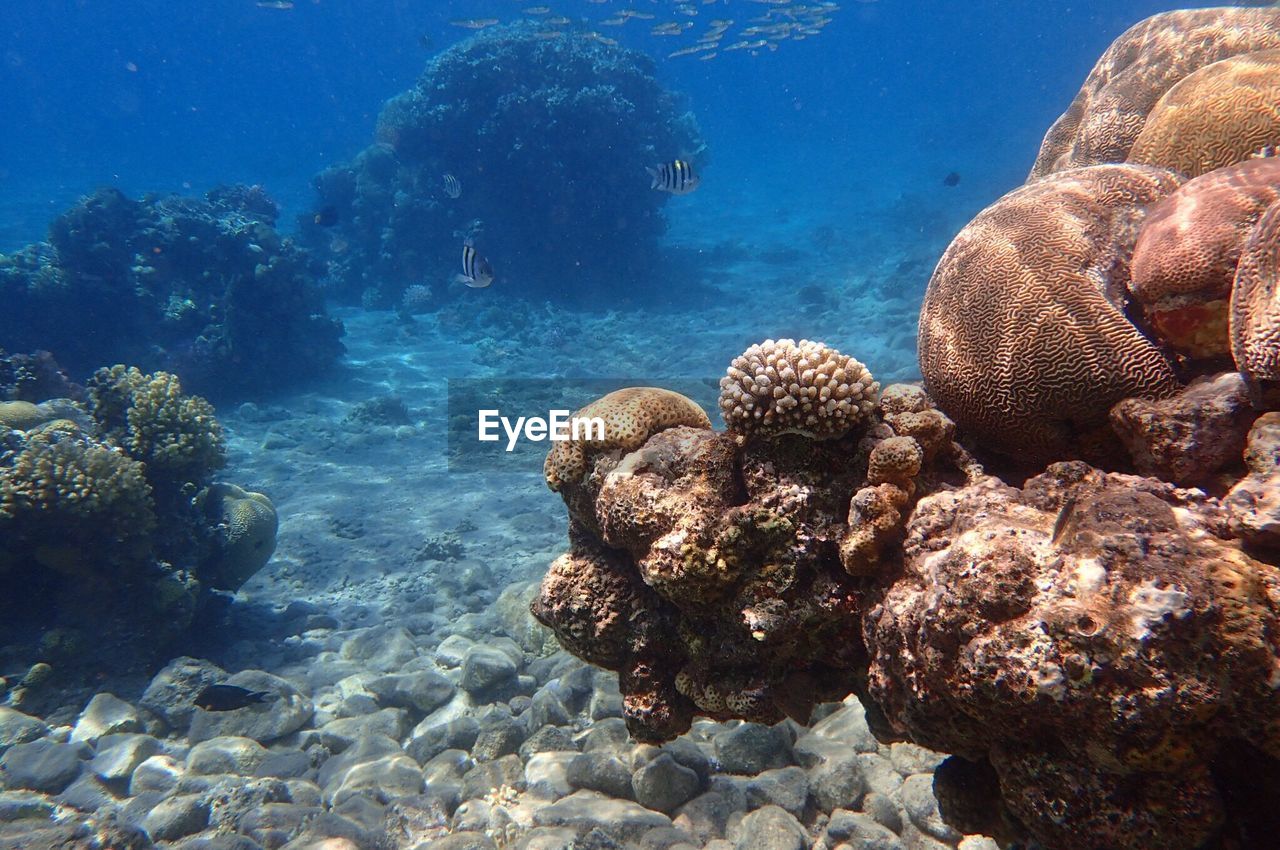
[1127,49,1280,179]
[1029,7,1280,179]
[718,339,879,442]
[917,164,1182,465]
[1130,157,1280,359]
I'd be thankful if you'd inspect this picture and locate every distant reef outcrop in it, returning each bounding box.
[0,185,345,401]
[303,21,706,309]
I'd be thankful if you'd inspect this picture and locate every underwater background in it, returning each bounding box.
[3,2,1280,850]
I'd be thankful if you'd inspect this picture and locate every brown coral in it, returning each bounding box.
[200,482,278,592]
[1225,411,1280,547]
[719,339,878,440]
[1232,197,1280,385]
[1129,158,1280,359]
[542,387,710,493]
[917,164,1182,464]
[1128,50,1280,179]
[1029,7,1280,179]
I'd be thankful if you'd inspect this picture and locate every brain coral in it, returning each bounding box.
[1127,50,1280,179]
[1232,197,1280,385]
[1129,157,1280,358]
[201,482,278,592]
[88,365,226,492]
[1029,7,1280,179]
[543,387,711,493]
[719,339,878,440]
[918,164,1183,464]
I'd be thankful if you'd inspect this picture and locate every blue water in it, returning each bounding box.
[2,0,1185,248]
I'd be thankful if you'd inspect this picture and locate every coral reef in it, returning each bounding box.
[1130,158,1280,360]
[0,359,277,688]
[917,164,1183,466]
[305,22,704,307]
[1127,49,1280,179]
[0,186,344,399]
[718,338,879,441]
[1028,7,1280,179]
[1232,197,1280,386]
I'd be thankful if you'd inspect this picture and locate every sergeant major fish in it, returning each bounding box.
[648,159,700,194]
[458,239,495,288]
[194,684,273,711]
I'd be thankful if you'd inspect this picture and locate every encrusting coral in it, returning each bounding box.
[718,338,879,441]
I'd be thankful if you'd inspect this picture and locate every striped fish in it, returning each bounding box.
[457,239,494,289]
[442,173,462,199]
[647,159,700,195]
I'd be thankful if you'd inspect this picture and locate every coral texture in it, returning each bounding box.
[543,387,711,493]
[199,482,279,592]
[1232,198,1280,385]
[1130,158,1280,359]
[1029,7,1280,179]
[0,187,344,398]
[307,22,704,307]
[1127,50,1280,179]
[917,164,1182,464]
[718,339,879,441]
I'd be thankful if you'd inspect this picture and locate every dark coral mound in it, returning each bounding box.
[306,22,705,308]
[0,361,276,701]
[0,186,344,399]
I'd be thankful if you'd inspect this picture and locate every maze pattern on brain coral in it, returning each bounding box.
[917,164,1183,463]
[1029,7,1280,180]
[1232,198,1280,384]
[1128,50,1280,179]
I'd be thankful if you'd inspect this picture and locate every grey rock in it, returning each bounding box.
[139,656,228,733]
[173,834,266,850]
[414,834,498,850]
[533,789,671,841]
[459,646,518,698]
[567,752,634,799]
[144,794,211,841]
[524,751,577,800]
[71,693,142,744]
[527,689,572,729]
[434,634,474,667]
[732,804,808,850]
[807,750,864,813]
[59,769,121,812]
[472,718,525,761]
[277,811,374,850]
[889,743,945,777]
[0,738,88,793]
[318,708,411,753]
[333,791,389,830]
[633,753,701,814]
[519,725,578,759]
[366,669,455,714]
[187,736,269,776]
[0,707,48,755]
[187,671,313,745]
[673,790,744,844]
[860,791,903,833]
[856,753,903,798]
[341,625,420,670]
[899,773,961,843]
[202,777,292,832]
[461,754,524,801]
[120,788,170,826]
[579,718,630,755]
[254,748,312,780]
[744,767,808,818]
[90,733,163,784]
[239,802,323,848]
[405,716,480,764]
[808,701,878,753]
[714,724,793,775]
[588,687,625,721]
[0,789,57,821]
[640,826,700,850]
[130,754,184,795]
[824,809,903,850]
[664,738,712,783]
[284,778,324,807]
[317,734,422,806]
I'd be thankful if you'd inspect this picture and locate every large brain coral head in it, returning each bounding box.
[719,339,878,441]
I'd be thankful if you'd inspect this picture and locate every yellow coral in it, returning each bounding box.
[201,482,278,591]
[0,401,47,431]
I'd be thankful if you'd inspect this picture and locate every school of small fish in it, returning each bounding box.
[447,0,846,59]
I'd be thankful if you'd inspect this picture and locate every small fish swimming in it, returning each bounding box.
[450,18,500,29]
[458,239,495,288]
[194,684,273,711]
[1050,496,1078,545]
[312,205,339,227]
[648,159,700,194]
[255,0,294,8]
[942,171,961,187]
[442,173,462,199]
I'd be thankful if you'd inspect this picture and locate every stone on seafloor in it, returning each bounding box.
[1225,411,1280,547]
